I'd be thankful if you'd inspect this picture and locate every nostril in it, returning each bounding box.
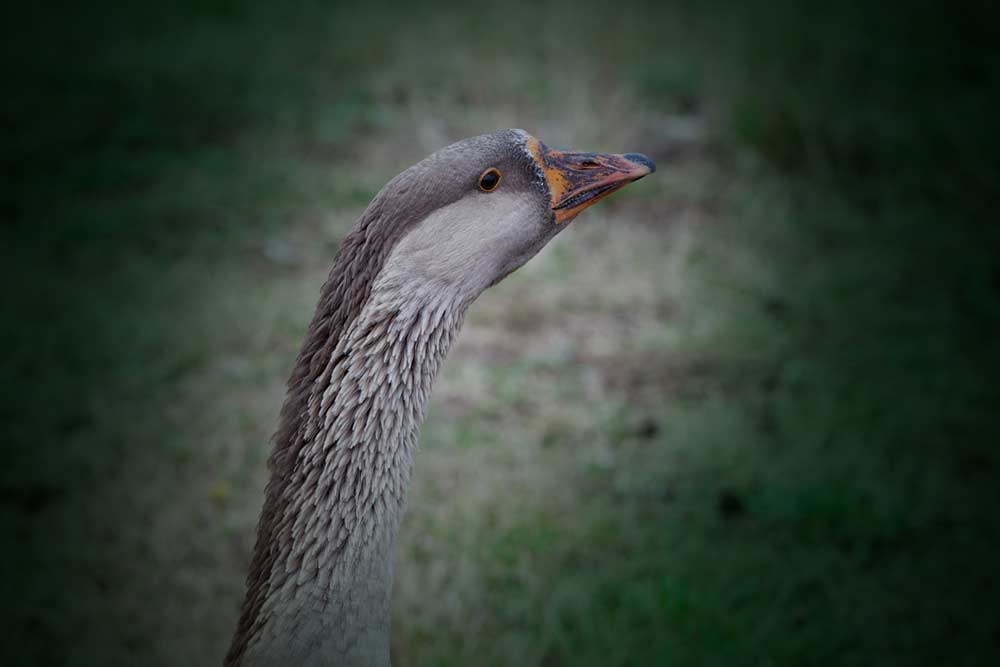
[579,160,601,169]
[623,153,656,173]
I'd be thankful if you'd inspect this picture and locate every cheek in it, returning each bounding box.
[467,214,552,278]
[385,193,551,297]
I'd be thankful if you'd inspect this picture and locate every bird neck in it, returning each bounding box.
[230,279,467,666]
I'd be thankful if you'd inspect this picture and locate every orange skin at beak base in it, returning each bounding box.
[526,137,656,223]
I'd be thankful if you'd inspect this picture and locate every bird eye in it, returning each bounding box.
[478,168,501,192]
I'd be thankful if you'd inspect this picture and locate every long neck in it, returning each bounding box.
[228,277,466,666]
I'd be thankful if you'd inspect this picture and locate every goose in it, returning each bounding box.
[225,129,654,666]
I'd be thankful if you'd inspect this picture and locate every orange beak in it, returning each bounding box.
[526,137,655,223]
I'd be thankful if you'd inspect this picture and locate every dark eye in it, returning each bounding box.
[478,167,501,192]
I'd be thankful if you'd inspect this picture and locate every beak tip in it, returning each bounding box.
[623,153,656,175]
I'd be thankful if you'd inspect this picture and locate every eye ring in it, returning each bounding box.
[478,167,501,192]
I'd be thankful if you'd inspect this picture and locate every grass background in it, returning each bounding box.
[2,0,998,665]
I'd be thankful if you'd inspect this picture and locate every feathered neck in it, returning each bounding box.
[226,204,467,665]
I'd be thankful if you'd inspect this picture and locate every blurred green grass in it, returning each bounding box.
[2,1,998,665]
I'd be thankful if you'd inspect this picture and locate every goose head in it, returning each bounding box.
[370,128,655,305]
